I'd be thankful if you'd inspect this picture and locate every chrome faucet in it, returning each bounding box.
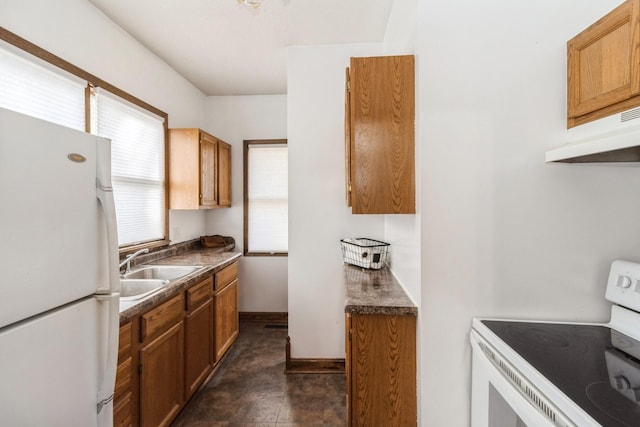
[119,248,149,276]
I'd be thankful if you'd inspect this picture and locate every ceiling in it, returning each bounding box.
[88,0,396,96]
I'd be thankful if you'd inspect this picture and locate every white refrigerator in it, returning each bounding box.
[0,107,120,426]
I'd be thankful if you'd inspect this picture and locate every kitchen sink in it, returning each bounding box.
[122,265,202,281]
[120,279,169,300]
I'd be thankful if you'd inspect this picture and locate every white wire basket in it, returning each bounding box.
[340,238,389,270]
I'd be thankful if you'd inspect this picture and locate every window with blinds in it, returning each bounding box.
[244,140,288,255]
[0,38,168,250]
[90,89,166,247]
[0,44,85,131]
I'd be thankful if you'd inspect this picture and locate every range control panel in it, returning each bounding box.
[606,260,640,313]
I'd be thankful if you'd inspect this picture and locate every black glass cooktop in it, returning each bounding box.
[482,320,640,427]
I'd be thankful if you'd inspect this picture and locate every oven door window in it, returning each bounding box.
[489,384,528,427]
[470,332,573,427]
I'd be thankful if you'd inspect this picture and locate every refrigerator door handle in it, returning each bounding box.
[96,182,120,295]
[97,394,114,414]
[95,293,119,423]
[95,138,119,427]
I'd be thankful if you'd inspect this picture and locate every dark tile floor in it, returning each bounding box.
[171,322,347,427]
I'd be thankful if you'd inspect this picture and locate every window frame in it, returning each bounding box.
[243,139,288,257]
[0,27,170,255]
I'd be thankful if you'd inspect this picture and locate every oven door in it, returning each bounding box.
[470,331,575,427]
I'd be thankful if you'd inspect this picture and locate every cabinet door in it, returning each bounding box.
[169,128,200,210]
[568,0,640,123]
[349,314,416,427]
[349,55,415,214]
[214,280,239,362]
[200,133,218,207]
[140,321,185,427]
[217,141,232,207]
[185,299,213,399]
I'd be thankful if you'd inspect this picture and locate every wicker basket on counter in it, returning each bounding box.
[340,238,389,270]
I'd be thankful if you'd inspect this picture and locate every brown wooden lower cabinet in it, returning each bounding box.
[345,312,417,427]
[185,298,214,398]
[139,292,186,427]
[214,262,239,363]
[113,389,133,427]
[115,263,240,427]
[214,279,239,362]
[140,320,185,427]
[114,321,136,427]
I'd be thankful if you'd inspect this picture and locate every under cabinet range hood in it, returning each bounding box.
[546,107,640,163]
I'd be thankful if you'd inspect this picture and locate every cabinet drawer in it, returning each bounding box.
[215,262,238,291]
[118,322,132,363]
[187,276,213,311]
[140,293,184,342]
[114,357,132,398]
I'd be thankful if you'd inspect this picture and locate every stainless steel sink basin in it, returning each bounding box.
[120,279,169,300]
[122,265,202,281]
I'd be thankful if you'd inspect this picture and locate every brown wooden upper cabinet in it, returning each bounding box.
[567,0,640,127]
[345,55,415,214]
[169,128,231,209]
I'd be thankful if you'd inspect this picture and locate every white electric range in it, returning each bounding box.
[470,260,640,427]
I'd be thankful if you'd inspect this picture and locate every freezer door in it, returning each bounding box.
[0,297,113,426]
[0,108,112,328]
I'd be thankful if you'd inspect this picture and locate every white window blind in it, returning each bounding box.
[247,143,288,253]
[0,44,85,131]
[91,89,165,247]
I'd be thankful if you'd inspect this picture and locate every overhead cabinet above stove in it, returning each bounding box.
[567,0,640,128]
[345,55,415,214]
[547,0,640,163]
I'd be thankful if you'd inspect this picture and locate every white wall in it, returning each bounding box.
[383,0,418,54]
[0,0,209,244]
[418,0,640,425]
[204,95,288,312]
[169,210,207,243]
[288,43,389,358]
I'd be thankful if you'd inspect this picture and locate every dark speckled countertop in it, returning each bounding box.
[119,249,241,323]
[343,265,417,316]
